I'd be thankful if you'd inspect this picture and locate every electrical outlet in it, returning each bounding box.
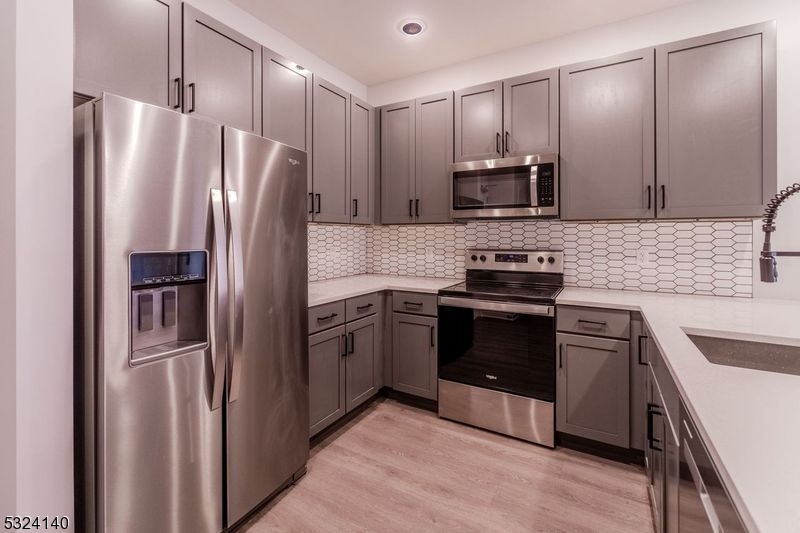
[425,247,436,261]
[636,248,656,268]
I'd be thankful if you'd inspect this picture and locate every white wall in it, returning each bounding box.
[368,0,800,300]
[0,0,17,517]
[185,0,367,99]
[11,0,74,523]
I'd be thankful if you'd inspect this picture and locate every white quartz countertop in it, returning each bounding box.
[558,287,800,533]
[308,274,459,307]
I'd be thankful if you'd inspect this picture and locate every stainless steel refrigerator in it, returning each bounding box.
[75,93,309,533]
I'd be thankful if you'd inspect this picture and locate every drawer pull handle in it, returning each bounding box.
[404,301,423,307]
[578,319,607,329]
[317,313,338,322]
[356,303,373,311]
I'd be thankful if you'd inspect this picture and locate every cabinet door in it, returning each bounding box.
[381,101,415,224]
[454,81,503,162]
[560,49,655,221]
[345,315,380,411]
[503,69,559,156]
[75,0,181,108]
[262,48,312,211]
[183,5,261,133]
[665,419,680,533]
[630,314,648,451]
[647,367,667,533]
[415,92,453,224]
[656,22,776,218]
[556,333,630,447]
[313,77,351,223]
[392,313,437,400]
[309,325,346,437]
[350,96,375,224]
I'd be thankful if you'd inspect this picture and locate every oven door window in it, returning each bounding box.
[438,305,555,402]
[452,165,533,210]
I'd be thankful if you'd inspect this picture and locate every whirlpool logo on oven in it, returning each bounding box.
[484,374,498,381]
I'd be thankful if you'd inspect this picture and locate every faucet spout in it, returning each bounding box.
[760,183,800,282]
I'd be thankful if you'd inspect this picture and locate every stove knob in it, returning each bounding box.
[548,256,555,264]
[471,254,478,262]
[537,256,545,264]
[479,255,486,262]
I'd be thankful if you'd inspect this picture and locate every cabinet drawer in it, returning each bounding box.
[308,300,345,334]
[392,291,438,317]
[346,292,379,321]
[557,305,630,339]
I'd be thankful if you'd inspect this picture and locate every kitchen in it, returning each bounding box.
[2,0,800,532]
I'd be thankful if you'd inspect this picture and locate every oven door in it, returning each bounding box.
[449,154,558,219]
[437,297,555,402]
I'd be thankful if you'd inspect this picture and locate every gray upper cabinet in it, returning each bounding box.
[309,325,346,437]
[560,49,655,221]
[350,97,376,224]
[313,77,351,223]
[655,22,777,218]
[392,313,437,400]
[345,315,380,411]
[381,100,415,224]
[183,5,262,133]
[415,92,454,224]
[261,48,312,203]
[75,0,182,108]
[454,81,503,162]
[556,332,631,447]
[503,69,559,157]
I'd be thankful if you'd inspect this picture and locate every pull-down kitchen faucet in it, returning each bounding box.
[760,183,800,282]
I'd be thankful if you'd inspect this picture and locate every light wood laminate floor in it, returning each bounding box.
[241,398,654,533]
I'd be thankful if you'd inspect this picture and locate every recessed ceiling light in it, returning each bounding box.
[399,19,426,36]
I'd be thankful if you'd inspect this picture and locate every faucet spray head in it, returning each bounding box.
[760,254,778,283]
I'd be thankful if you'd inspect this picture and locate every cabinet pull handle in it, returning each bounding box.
[308,193,314,214]
[341,334,347,357]
[315,193,321,214]
[415,199,420,217]
[409,199,413,218]
[186,82,196,113]
[352,198,358,217]
[356,303,373,311]
[558,343,563,369]
[348,332,355,354]
[647,403,664,452]
[577,319,607,329]
[495,132,501,155]
[638,335,648,365]
[404,301,423,308]
[660,185,666,210]
[647,185,652,210]
[505,131,510,154]
[317,313,338,322]
[172,77,182,109]
[430,326,435,347]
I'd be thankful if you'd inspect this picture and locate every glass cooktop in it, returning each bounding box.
[439,281,562,305]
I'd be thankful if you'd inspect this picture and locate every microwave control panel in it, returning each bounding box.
[537,163,555,207]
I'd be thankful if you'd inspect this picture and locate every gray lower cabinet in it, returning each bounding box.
[75,0,182,108]
[312,77,351,223]
[560,49,655,221]
[392,313,437,400]
[261,48,312,207]
[646,366,666,533]
[655,22,777,218]
[182,5,262,133]
[503,69,559,157]
[350,97,377,224]
[345,315,380,411]
[309,325,346,436]
[454,81,503,162]
[381,93,453,224]
[556,332,631,447]
[630,314,648,451]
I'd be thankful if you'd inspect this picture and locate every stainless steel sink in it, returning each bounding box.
[687,333,800,376]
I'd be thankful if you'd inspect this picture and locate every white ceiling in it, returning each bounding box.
[230,0,697,86]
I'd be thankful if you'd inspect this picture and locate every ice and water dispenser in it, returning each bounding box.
[129,251,208,365]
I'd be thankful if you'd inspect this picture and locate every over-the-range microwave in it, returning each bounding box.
[449,153,558,219]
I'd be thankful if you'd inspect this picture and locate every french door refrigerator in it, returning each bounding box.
[75,93,309,533]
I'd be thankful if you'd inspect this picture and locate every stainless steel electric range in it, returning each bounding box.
[437,249,564,448]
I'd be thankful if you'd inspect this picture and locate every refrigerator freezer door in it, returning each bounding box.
[87,94,224,533]
[223,128,310,526]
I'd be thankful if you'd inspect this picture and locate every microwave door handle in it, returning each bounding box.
[226,189,245,403]
[209,189,228,411]
[530,165,538,207]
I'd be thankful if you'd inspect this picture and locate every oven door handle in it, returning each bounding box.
[438,296,554,317]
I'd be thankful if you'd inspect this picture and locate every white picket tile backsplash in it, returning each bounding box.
[308,220,753,297]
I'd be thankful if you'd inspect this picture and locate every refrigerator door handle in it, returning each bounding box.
[210,188,229,411]
[226,189,245,403]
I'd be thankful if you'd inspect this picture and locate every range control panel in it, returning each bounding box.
[465,249,564,274]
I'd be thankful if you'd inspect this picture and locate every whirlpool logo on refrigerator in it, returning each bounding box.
[288,158,301,166]
[484,374,498,381]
